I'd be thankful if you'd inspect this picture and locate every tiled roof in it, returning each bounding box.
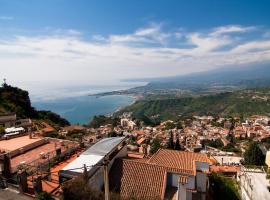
[127,152,145,159]
[110,159,166,200]
[136,137,146,145]
[110,149,210,199]
[148,149,209,175]
[210,165,241,173]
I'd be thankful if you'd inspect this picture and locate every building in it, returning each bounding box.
[0,135,79,176]
[121,118,136,130]
[59,137,127,190]
[0,113,32,130]
[110,149,210,200]
[0,113,16,128]
[266,151,270,168]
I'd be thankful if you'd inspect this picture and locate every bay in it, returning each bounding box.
[33,95,134,125]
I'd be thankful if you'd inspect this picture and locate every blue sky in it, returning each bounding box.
[1,0,270,87]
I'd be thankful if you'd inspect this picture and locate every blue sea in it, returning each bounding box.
[17,81,146,125]
[32,95,134,125]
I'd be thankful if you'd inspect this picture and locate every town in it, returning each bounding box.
[0,111,270,200]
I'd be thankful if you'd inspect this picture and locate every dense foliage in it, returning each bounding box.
[0,83,70,126]
[63,177,104,200]
[209,172,240,200]
[37,192,53,200]
[118,88,270,123]
[89,115,119,128]
[0,83,37,118]
[37,110,70,127]
[201,139,224,149]
[243,142,265,165]
[62,177,121,200]
[150,138,162,154]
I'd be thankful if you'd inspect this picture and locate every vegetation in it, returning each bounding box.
[221,143,241,153]
[209,172,240,200]
[37,192,53,200]
[0,83,70,127]
[62,177,104,200]
[243,142,265,166]
[201,139,224,149]
[167,132,174,149]
[89,115,119,128]
[166,133,182,150]
[0,83,37,118]
[107,131,118,137]
[37,110,70,127]
[62,176,121,200]
[174,137,181,150]
[150,138,161,154]
[117,88,270,123]
[0,126,5,136]
[164,122,176,130]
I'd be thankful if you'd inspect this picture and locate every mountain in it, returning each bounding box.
[0,83,70,127]
[124,62,270,93]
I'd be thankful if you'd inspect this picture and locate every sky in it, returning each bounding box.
[1,0,270,87]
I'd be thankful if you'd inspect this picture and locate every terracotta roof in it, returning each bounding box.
[210,165,241,173]
[137,137,146,145]
[127,152,145,159]
[132,130,145,135]
[110,149,210,199]
[110,159,166,200]
[148,149,209,175]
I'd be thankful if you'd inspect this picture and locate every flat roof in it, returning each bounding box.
[82,136,125,156]
[10,140,77,172]
[0,135,42,151]
[60,137,125,176]
[213,156,242,165]
[61,154,103,173]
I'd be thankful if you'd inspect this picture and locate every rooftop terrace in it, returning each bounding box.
[0,135,42,152]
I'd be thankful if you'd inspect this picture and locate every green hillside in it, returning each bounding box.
[0,83,70,127]
[117,88,270,123]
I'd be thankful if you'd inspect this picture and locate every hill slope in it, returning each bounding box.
[0,83,70,127]
[117,88,270,122]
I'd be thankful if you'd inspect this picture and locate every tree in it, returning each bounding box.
[174,136,181,150]
[244,142,265,165]
[0,126,5,136]
[164,122,176,130]
[108,131,117,137]
[62,177,104,200]
[209,172,240,200]
[176,121,183,129]
[167,132,174,149]
[226,133,236,144]
[202,139,224,149]
[37,192,53,200]
[150,138,161,154]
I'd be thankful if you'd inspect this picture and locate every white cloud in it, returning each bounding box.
[0,24,270,86]
[210,25,255,36]
[108,23,171,45]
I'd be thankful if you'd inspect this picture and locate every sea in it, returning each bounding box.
[16,81,146,125]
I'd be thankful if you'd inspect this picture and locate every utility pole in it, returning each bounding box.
[103,159,110,200]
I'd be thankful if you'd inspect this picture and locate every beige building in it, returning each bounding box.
[266,151,270,168]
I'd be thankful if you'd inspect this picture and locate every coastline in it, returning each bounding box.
[33,94,136,125]
[106,94,137,117]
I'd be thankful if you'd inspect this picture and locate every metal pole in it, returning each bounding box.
[103,160,109,200]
